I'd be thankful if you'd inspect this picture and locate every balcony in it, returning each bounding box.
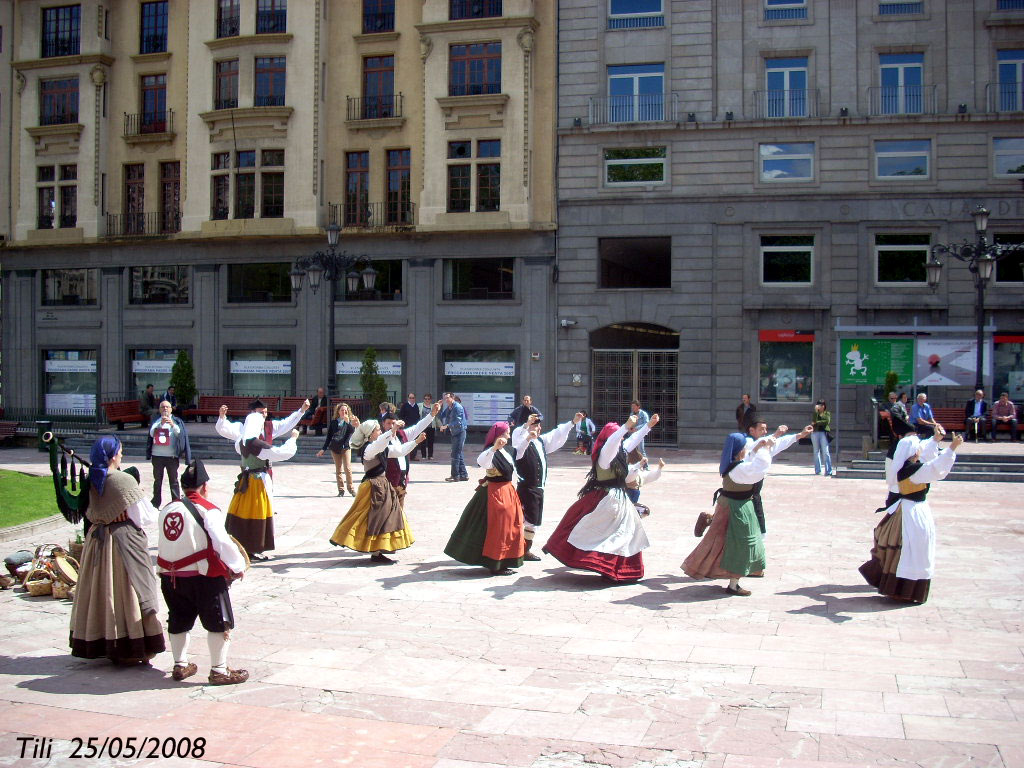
[41,35,80,58]
[878,1,924,14]
[216,13,240,38]
[214,97,238,110]
[607,13,664,29]
[328,201,415,231]
[363,11,395,33]
[104,211,181,238]
[40,110,79,127]
[140,32,167,54]
[588,93,679,125]
[764,4,808,20]
[868,84,937,116]
[256,9,287,34]
[987,82,1024,113]
[752,89,820,119]
[450,0,502,20]
[346,94,403,121]
[123,109,174,138]
[254,94,285,107]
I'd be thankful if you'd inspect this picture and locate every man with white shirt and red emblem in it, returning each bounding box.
[157,459,249,686]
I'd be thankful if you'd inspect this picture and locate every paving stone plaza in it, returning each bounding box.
[0,439,1022,768]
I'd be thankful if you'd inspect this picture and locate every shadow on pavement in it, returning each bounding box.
[0,654,183,693]
[776,583,907,623]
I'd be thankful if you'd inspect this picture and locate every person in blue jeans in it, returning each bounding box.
[439,392,469,482]
[810,399,833,476]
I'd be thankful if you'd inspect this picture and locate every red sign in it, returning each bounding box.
[994,335,1024,344]
[759,330,815,342]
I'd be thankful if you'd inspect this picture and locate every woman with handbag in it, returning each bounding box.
[317,402,358,496]
[811,399,834,476]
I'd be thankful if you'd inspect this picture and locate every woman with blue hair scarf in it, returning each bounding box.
[70,436,165,664]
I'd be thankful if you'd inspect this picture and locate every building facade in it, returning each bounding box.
[555,0,1024,443]
[1,0,557,428]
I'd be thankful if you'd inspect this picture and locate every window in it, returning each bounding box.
[235,173,255,219]
[362,56,394,118]
[211,150,283,220]
[386,149,412,225]
[879,53,924,114]
[442,349,517,427]
[599,237,671,289]
[139,1,168,54]
[261,168,284,219]
[228,349,293,396]
[130,349,182,395]
[449,43,501,96]
[761,235,813,284]
[345,151,370,226]
[878,1,924,14]
[875,139,930,178]
[604,147,667,185]
[765,57,808,118]
[254,56,286,106]
[450,0,501,20]
[124,164,145,234]
[256,0,287,34]
[997,50,1024,112]
[994,234,1024,283]
[336,350,402,400]
[217,0,239,38]
[764,0,807,20]
[993,335,1024,401]
[211,173,229,221]
[363,0,395,33]
[760,142,814,181]
[333,259,403,301]
[759,331,813,402]
[443,258,514,300]
[227,263,291,303]
[997,0,1024,9]
[44,350,98,415]
[994,138,1024,177]
[42,5,80,58]
[36,164,77,229]
[39,78,79,125]
[447,140,500,212]
[42,268,98,306]
[608,64,664,122]
[140,74,167,132]
[130,267,189,304]
[608,0,664,29]
[875,233,929,284]
[215,59,239,110]
[159,161,181,233]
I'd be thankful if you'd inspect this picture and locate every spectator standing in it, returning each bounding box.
[398,393,422,459]
[417,393,438,460]
[439,392,469,482]
[991,392,1019,441]
[507,395,542,429]
[735,394,757,432]
[148,400,192,508]
[810,399,834,476]
[628,400,650,458]
[574,410,597,455]
[963,389,990,442]
[317,402,358,496]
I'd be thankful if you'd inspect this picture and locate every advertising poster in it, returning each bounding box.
[839,339,915,386]
[455,392,516,427]
[915,339,989,387]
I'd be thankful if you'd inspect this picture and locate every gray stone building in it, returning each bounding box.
[554,0,1024,444]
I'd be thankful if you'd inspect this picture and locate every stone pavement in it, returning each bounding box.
[0,440,1022,768]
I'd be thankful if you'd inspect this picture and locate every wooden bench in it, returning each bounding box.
[186,395,280,423]
[0,421,19,443]
[101,400,147,430]
[930,407,966,433]
[992,405,1021,440]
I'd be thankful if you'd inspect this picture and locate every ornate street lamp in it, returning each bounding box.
[290,223,375,394]
[928,205,1024,391]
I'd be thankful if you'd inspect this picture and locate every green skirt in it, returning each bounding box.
[719,497,766,577]
[444,483,525,571]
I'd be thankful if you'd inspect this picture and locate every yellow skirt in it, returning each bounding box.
[329,479,415,553]
[227,475,272,520]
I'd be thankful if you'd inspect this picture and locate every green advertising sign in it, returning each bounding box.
[839,339,915,386]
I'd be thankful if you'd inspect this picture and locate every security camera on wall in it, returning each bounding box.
[560,318,578,328]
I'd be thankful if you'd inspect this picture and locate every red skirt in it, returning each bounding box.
[542,489,644,582]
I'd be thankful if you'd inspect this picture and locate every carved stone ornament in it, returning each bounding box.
[517,28,534,53]
[90,65,107,87]
[420,35,433,61]
[16,71,26,95]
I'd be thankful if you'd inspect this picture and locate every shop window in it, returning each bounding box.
[44,349,97,415]
[42,268,97,306]
[227,262,291,302]
[130,348,182,396]
[333,259,403,301]
[443,258,514,300]
[442,349,516,427]
[129,266,190,304]
[759,331,813,402]
[335,349,402,400]
[228,349,292,397]
[598,237,671,289]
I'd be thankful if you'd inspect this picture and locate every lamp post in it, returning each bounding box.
[928,205,1024,391]
[289,223,376,395]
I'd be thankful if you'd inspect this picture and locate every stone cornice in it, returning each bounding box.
[204,33,293,51]
[13,53,115,72]
[130,52,172,65]
[416,17,539,36]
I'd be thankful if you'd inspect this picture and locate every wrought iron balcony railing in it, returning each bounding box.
[328,201,415,230]
[37,215,55,230]
[40,110,79,126]
[254,94,285,107]
[104,210,181,238]
[255,9,286,33]
[214,97,238,111]
[140,32,167,54]
[987,81,1024,112]
[363,11,395,33]
[752,88,820,118]
[42,35,79,58]
[878,1,924,14]
[607,13,664,29]
[588,93,679,125]
[868,84,937,116]
[124,109,173,136]
[346,93,403,120]
[216,14,240,38]
[450,0,502,20]
[764,5,808,20]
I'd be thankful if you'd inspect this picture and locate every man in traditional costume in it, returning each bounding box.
[215,399,307,560]
[157,459,249,685]
[742,420,803,536]
[859,425,961,603]
[379,404,439,507]
[510,412,583,561]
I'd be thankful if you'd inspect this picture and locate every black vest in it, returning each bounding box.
[515,440,546,488]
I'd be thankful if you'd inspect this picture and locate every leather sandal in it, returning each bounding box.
[726,584,751,596]
[172,662,198,681]
[208,668,249,686]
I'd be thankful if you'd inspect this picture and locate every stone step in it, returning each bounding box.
[849,458,1024,474]
[836,466,1024,482]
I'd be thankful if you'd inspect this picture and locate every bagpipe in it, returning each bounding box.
[43,431,90,525]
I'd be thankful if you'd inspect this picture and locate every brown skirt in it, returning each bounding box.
[681,498,743,580]
[70,527,165,661]
[858,506,931,604]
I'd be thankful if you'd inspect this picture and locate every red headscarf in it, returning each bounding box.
[591,422,620,462]
[484,421,510,449]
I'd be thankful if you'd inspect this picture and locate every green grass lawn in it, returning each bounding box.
[0,469,60,528]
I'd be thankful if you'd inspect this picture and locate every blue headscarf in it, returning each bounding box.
[719,432,748,476]
[88,436,121,496]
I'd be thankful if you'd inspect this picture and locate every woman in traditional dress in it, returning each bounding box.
[681,428,807,596]
[329,419,423,564]
[542,413,658,582]
[859,425,961,603]
[70,436,166,664]
[317,402,359,497]
[444,422,525,575]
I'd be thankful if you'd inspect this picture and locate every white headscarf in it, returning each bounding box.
[887,434,921,488]
[350,419,380,451]
[242,412,266,442]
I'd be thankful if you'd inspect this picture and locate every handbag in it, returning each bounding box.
[826,430,834,444]
[329,422,348,451]
[798,436,811,446]
[694,511,713,537]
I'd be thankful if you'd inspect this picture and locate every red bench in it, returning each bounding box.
[992,405,1021,439]
[101,400,147,430]
[186,396,280,423]
[931,407,966,433]
[0,421,19,443]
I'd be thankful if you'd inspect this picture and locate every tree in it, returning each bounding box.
[169,349,197,410]
[359,347,388,408]
[883,370,900,398]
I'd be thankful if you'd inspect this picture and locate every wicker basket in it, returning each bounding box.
[68,539,85,561]
[51,580,72,599]
[25,578,53,597]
